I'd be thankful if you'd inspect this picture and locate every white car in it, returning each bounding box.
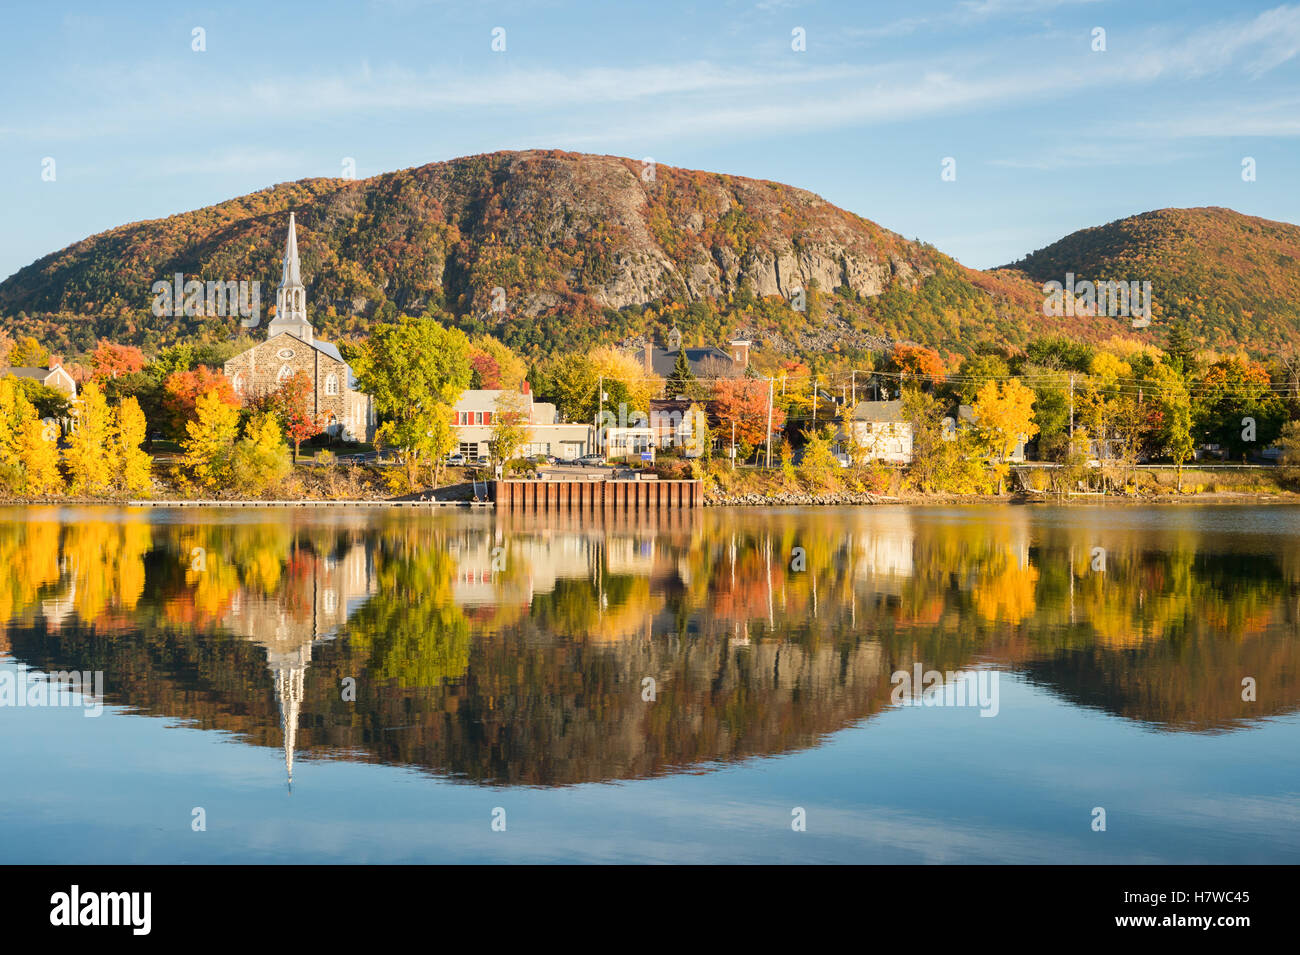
[447,453,466,466]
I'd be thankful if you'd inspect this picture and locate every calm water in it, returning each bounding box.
[0,503,1297,864]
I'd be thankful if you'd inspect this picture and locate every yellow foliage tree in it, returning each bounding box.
[19,416,63,497]
[231,412,291,496]
[0,376,33,492]
[112,396,153,495]
[971,379,1039,494]
[65,381,114,495]
[588,345,661,416]
[183,388,241,491]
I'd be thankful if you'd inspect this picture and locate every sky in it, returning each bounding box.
[3,0,1300,282]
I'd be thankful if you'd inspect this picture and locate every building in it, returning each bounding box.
[635,327,750,384]
[452,384,592,460]
[223,213,376,442]
[3,363,78,401]
[841,399,914,464]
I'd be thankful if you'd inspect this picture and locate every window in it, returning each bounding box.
[232,373,244,395]
[325,373,338,395]
[483,412,492,425]
[458,442,478,457]
[277,364,293,383]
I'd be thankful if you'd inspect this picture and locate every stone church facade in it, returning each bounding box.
[224,213,376,443]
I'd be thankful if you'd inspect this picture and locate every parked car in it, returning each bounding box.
[446,453,466,466]
[578,454,606,467]
[476,455,491,467]
[533,453,557,465]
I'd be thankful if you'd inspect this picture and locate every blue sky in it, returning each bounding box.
[3,0,1300,282]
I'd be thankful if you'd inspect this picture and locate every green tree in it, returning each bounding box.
[666,347,696,398]
[350,316,472,488]
[1151,365,1194,490]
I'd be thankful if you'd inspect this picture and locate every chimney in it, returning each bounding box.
[522,380,531,395]
[729,339,750,370]
[643,341,654,375]
[48,355,62,369]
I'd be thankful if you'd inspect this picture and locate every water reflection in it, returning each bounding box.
[2,505,1298,787]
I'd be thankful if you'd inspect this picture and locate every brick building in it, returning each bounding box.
[224,213,375,442]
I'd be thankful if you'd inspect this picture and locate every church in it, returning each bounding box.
[224,213,376,442]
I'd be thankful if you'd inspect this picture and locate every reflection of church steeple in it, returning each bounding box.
[269,644,310,793]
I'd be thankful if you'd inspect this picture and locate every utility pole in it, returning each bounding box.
[812,376,818,427]
[851,369,856,406]
[766,376,774,468]
[596,375,603,456]
[731,420,736,470]
[1068,373,1075,440]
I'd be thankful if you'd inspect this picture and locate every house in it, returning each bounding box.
[452,384,592,460]
[634,327,750,384]
[645,397,709,455]
[3,363,78,401]
[841,399,914,464]
[223,213,376,442]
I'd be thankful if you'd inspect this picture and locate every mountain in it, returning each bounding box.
[0,149,1074,361]
[1001,207,1300,348]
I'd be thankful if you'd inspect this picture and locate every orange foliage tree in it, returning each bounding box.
[711,378,783,460]
[90,341,147,380]
[887,344,946,386]
[162,367,238,439]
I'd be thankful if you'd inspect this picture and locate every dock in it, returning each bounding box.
[492,478,703,510]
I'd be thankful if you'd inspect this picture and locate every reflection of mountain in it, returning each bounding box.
[2,505,1300,787]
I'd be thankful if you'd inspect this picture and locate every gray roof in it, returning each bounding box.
[647,345,734,378]
[852,399,906,423]
[4,367,55,381]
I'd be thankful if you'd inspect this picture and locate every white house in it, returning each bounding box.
[841,399,914,464]
[4,363,78,401]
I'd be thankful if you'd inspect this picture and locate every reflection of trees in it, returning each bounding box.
[343,528,470,688]
[3,505,1300,789]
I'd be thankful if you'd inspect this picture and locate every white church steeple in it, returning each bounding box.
[267,212,313,343]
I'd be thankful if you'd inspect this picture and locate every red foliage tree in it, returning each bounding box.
[469,350,501,389]
[258,370,322,461]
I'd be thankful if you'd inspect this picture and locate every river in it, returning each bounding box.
[0,503,1296,862]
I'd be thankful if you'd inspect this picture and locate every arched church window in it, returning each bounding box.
[277,364,293,383]
[325,373,339,395]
